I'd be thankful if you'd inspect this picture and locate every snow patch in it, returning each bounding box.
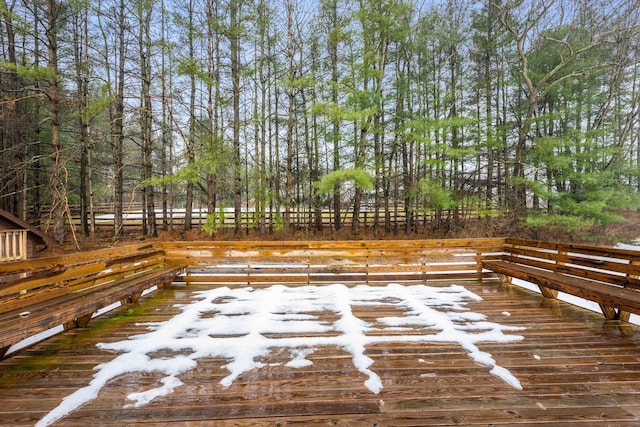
[285,348,314,368]
[125,375,184,408]
[37,283,524,426]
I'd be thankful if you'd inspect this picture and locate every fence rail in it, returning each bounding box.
[63,206,489,233]
[0,230,27,262]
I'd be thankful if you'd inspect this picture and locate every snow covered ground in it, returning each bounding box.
[36,283,525,427]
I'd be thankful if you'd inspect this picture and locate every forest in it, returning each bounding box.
[1,0,639,243]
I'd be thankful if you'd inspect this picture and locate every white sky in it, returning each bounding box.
[36,282,524,427]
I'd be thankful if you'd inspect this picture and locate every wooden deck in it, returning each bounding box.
[1,277,640,426]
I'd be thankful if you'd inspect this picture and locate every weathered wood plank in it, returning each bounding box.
[502,250,640,289]
[2,238,640,425]
[1,278,639,426]
[0,243,160,275]
[0,264,185,350]
[0,249,165,298]
[483,260,640,318]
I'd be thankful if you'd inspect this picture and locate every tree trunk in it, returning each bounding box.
[184,0,196,231]
[112,0,127,238]
[284,0,296,234]
[73,4,90,235]
[0,0,24,218]
[328,0,341,232]
[45,0,66,244]
[139,0,156,237]
[230,0,242,234]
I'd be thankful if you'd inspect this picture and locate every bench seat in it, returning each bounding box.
[0,264,184,357]
[482,260,640,321]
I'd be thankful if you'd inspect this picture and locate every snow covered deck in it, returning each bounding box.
[2,277,640,426]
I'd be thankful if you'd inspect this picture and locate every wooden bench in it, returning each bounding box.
[482,239,640,322]
[0,244,184,358]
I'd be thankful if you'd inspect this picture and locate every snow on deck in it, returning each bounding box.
[36,283,524,426]
[2,279,640,426]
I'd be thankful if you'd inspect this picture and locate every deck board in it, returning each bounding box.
[1,279,639,426]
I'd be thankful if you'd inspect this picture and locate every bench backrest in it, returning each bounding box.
[0,243,167,313]
[502,238,640,290]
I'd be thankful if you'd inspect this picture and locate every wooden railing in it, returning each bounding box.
[1,237,639,357]
[161,238,506,285]
[0,230,27,262]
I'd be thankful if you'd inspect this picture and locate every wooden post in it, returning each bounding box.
[556,244,568,272]
[421,247,427,282]
[365,250,369,284]
[11,232,17,259]
[1,231,6,260]
[627,260,640,287]
[20,230,27,260]
[537,285,558,299]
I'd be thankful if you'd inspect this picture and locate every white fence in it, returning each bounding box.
[0,229,28,262]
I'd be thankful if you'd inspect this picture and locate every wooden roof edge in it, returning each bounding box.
[0,209,57,248]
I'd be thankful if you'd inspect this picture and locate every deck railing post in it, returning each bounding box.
[627,260,640,286]
[556,244,568,271]
[421,246,427,281]
[365,248,369,284]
